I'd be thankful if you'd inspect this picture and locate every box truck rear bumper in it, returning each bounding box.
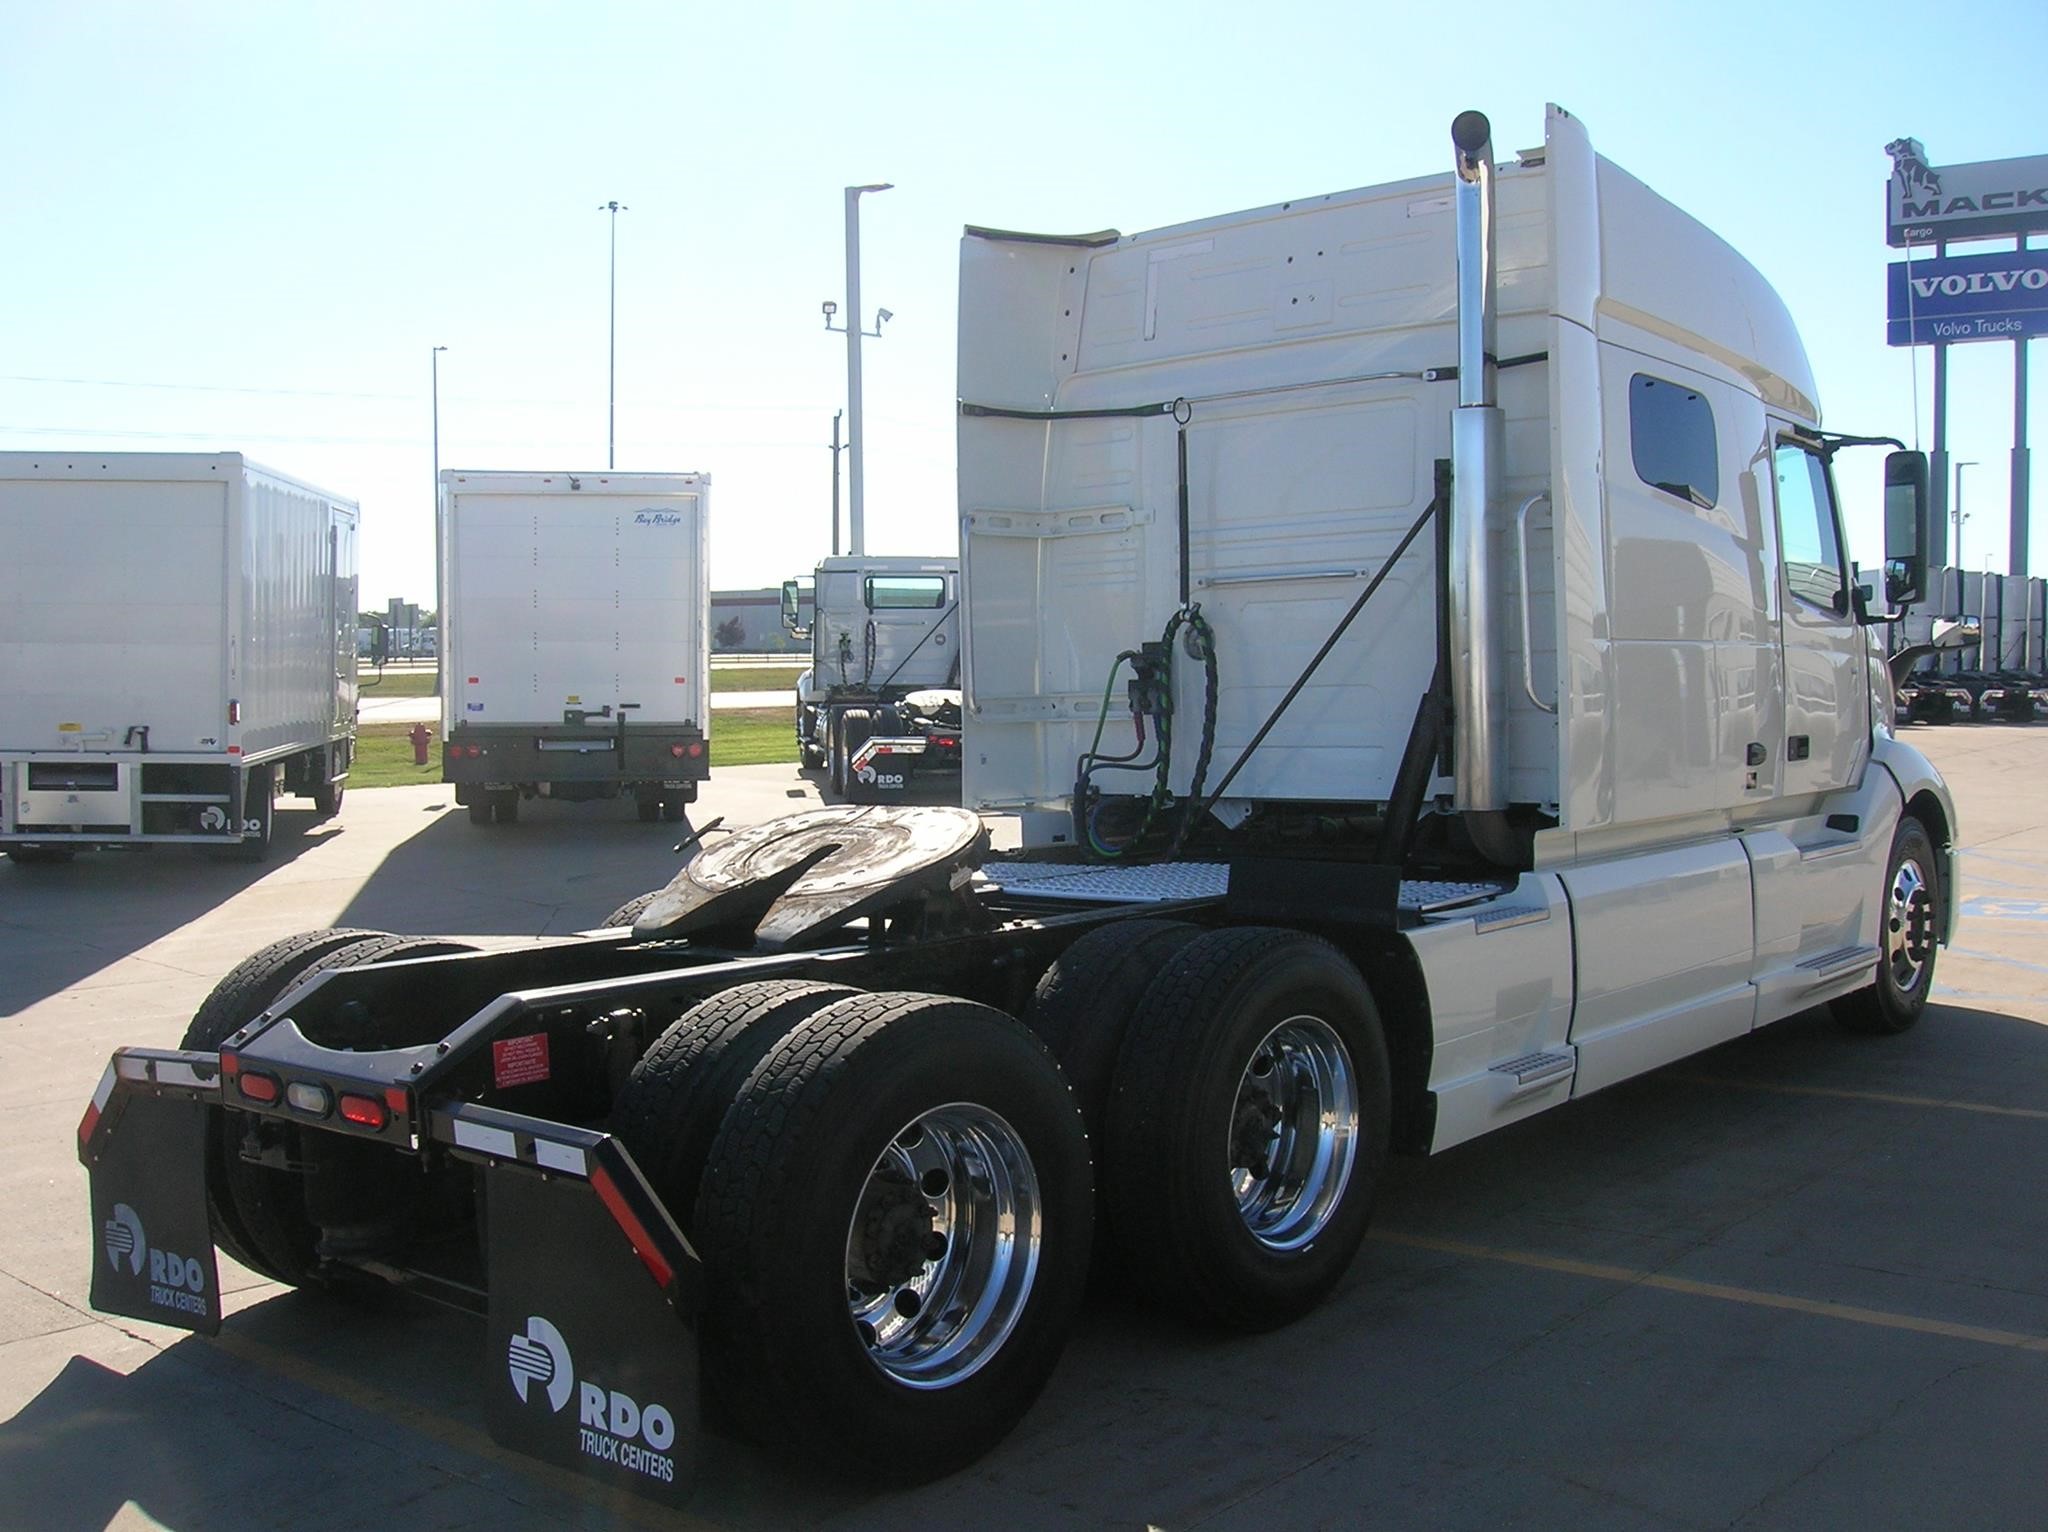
[443,723,709,792]
[3,751,248,845]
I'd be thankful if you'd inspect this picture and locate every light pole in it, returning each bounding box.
[822,183,892,555]
[829,409,844,557]
[599,200,628,469]
[1954,459,1979,572]
[431,345,448,697]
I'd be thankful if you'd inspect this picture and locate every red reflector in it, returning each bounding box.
[467,676,480,685]
[467,745,482,758]
[227,746,242,755]
[77,1101,101,1148]
[238,1072,281,1104]
[934,737,958,748]
[219,1051,242,1077]
[383,1084,411,1115]
[673,676,686,684]
[590,1166,675,1290]
[686,742,704,758]
[338,1094,387,1129]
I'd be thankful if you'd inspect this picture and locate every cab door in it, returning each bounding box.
[1767,433,1866,799]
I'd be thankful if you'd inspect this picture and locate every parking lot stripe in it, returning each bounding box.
[1373,1231,2048,1352]
[205,1330,705,1528]
[1674,1074,2048,1122]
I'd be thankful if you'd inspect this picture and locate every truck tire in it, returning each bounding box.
[826,709,849,798]
[600,891,660,929]
[1833,816,1942,1035]
[1101,927,1390,1331]
[183,929,475,1285]
[694,991,1093,1483]
[839,708,876,804]
[798,703,825,769]
[1029,918,1203,1141]
[232,764,276,862]
[610,979,855,1236]
[312,778,344,819]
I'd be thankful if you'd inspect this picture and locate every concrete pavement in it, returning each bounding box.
[3,730,2046,1529]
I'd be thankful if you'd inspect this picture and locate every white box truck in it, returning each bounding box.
[1,452,358,863]
[80,107,1956,1502]
[439,470,710,825]
[780,554,963,800]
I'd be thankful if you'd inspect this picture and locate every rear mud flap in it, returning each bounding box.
[83,1085,222,1335]
[481,1152,700,1505]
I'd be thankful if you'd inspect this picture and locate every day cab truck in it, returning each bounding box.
[2,452,359,863]
[781,553,963,801]
[79,106,1954,1506]
[439,470,711,826]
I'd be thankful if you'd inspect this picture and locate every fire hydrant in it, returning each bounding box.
[408,723,433,766]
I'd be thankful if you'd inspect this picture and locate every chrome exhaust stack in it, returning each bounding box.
[1449,109,1508,817]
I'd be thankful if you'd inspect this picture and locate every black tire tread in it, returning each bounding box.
[601,891,661,929]
[1102,926,1390,1330]
[1833,816,1941,1035]
[1029,918,1201,1138]
[609,979,855,1234]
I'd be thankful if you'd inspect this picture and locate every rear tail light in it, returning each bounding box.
[686,742,704,758]
[237,1071,281,1104]
[338,1093,388,1129]
[670,744,686,758]
[467,745,482,758]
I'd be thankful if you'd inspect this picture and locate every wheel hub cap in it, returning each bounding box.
[1229,1015,1359,1252]
[1886,856,1935,994]
[845,1104,1040,1389]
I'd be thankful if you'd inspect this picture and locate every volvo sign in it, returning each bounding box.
[1887,138,2048,247]
[1886,251,2048,346]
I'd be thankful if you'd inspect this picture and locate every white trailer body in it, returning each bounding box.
[784,554,964,801]
[0,452,358,858]
[439,470,710,824]
[958,104,1958,1149]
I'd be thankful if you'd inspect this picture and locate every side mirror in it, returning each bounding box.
[1882,449,1929,607]
[780,579,810,640]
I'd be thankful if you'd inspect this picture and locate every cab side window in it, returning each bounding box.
[1773,442,1846,614]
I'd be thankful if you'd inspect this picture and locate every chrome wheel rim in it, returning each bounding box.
[1885,856,1936,995]
[845,1103,1040,1390]
[1229,1015,1359,1251]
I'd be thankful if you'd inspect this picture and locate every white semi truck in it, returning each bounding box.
[1,452,359,863]
[781,554,963,800]
[439,470,711,825]
[80,107,1953,1504]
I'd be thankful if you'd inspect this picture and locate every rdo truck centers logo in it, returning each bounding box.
[507,1313,679,1484]
[102,1201,209,1318]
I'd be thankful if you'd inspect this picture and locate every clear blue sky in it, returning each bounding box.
[3,0,2041,604]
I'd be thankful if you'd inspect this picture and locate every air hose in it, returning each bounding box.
[1072,605,1218,858]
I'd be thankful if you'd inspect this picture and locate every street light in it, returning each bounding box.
[431,345,448,697]
[822,183,892,555]
[598,200,628,469]
[1954,459,1979,571]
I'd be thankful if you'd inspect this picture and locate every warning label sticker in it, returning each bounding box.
[493,1033,551,1089]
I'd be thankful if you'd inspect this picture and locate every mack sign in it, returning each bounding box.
[1886,139,2048,248]
[1886,250,2048,346]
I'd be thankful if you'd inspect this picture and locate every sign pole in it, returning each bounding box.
[1930,239,1950,567]
[2015,324,2032,579]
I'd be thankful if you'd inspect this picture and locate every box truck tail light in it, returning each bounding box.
[687,742,704,759]
[338,1093,387,1130]
[670,745,685,758]
[228,700,241,725]
[236,1071,281,1105]
[468,745,483,758]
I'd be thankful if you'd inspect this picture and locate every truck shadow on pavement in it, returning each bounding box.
[0,803,343,1017]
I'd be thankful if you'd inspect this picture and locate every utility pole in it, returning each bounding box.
[822,184,892,555]
[599,200,628,469]
[1954,459,1979,572]
[829,409,844,557]
[431,345,448,698]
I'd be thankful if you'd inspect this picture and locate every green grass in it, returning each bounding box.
[356,668,439,697]
[347,708,797,790]
[710,665,802,692]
